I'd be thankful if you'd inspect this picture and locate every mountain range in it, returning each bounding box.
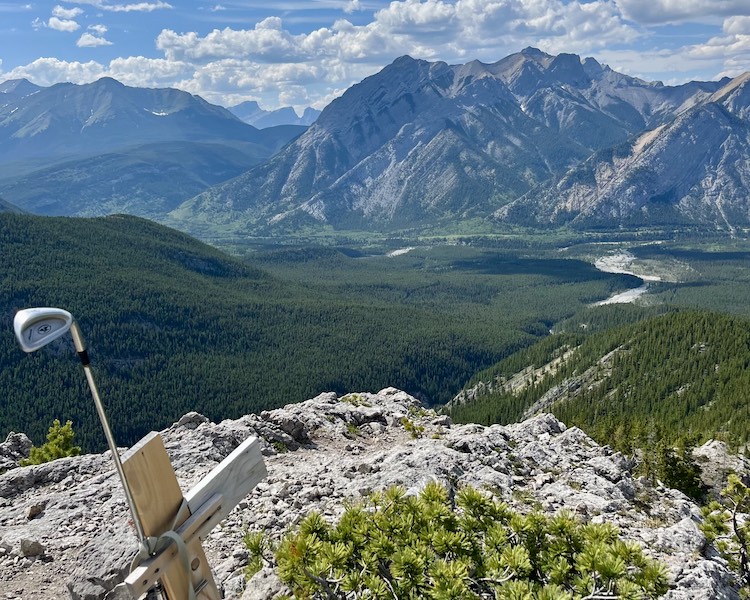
[3,48,749,236]
[228,100,321,128]
[173,48,747,236]
[0,78,304,217]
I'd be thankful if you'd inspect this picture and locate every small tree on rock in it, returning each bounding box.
[21,419,81,466]
[701,474,749,598]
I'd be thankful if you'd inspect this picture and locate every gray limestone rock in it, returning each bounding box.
[0,388,746,599]
[0,431,33,472]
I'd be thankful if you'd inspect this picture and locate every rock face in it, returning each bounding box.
[0,388,743,599]
[173,47,742,235]
[0,431,32,472]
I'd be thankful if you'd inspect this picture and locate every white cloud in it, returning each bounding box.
[88,24,109,35]
[108,56,194,86]
[617,0,750,24]
[77,32,113,46]
[106,1,172,12]
[0,2,32,10]
[48,17,81,32]
[2,57,105,85]
[344,0,363,14]
[157,17,310,63]
[52,5,84,19]
[724,15,750,35]
[210,4,226,11]
[66,0,172,12]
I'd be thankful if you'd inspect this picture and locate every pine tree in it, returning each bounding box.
[21,419,81,466]
[701,475,750,598]
[246,482,670,599]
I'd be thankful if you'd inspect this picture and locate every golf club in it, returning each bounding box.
[13,307,147,545]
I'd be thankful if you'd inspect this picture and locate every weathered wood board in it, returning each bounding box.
[121,432,220,599]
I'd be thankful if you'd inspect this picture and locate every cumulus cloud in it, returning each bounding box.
[724,15,750,35]
[157,17,310,63]
[52,5,84,19]
[157,0,638,68]
[47,16,81,32]
[343,0,363,14]
[617,0,750,24]
[77,32,113,46]
[2,57,105,85]
[108,56,194,86]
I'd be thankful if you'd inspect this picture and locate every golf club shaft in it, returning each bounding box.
[70,322,147,545]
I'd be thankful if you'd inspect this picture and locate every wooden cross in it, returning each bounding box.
[120,432,267,599]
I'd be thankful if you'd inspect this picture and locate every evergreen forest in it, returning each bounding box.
[449,310,750,452]
[0,213,637,452]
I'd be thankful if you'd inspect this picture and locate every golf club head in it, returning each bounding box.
[14,307,74,353]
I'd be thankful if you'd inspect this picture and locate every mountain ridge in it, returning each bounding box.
[172,48,743,237]
[0,78,305,218]
[228,100,321,128]
[498,74,750,231]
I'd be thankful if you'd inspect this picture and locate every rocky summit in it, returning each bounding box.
[0,388,743,599]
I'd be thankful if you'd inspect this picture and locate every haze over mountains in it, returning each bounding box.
[228,101,321,128]
[2,48,749,236]
[0,78,305,217]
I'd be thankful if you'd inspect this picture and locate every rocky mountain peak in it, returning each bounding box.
[0,388,743,599]
[0,79,41,100]
[711,71,750,120]
[547,52,590,87]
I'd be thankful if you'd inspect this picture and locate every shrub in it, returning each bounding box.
[247,482,670,599]
[701,474,749,597]
[20,419,81,466]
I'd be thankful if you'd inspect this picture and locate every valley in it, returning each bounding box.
[1,48,749,508]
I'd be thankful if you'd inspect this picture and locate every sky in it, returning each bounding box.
[1,1,749,112]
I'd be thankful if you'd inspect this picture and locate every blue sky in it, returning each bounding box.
[1,1,749,111]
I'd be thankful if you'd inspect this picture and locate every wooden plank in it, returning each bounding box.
[125,494,223,598]
[184,436,267,534]
[122,432,220,600]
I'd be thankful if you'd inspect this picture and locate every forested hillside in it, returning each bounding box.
[449,310,750,451]
[0,214,633,452]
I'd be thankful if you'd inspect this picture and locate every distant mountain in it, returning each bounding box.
[0,78,43,102]
[229,101,321,128]
[0,196,23,213]
[0,140,294,217]
[0,77,274,166]
[0,78,305,217]
[174,48,733,236]
[498,73,750,231]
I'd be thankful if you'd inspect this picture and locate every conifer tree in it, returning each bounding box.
[701,475,749,598]
[21,419,81,466]
[246,482,670,599]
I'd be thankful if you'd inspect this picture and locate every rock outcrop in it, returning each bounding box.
[0,388,744,599]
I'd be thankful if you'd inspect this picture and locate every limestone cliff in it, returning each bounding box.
[0,389,743,599]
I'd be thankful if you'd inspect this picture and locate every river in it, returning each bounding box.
[593,251,661,306]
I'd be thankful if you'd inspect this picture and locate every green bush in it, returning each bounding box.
[247,482,670,599]
[701,474,749,597]
[21,419,81,466]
